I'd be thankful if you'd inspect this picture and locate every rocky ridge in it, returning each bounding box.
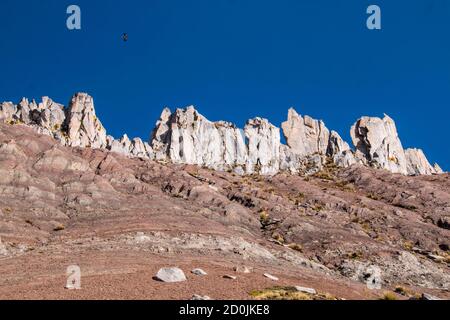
[0,93,443,176]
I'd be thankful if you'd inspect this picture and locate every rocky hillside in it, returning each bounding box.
[0,94,448,300]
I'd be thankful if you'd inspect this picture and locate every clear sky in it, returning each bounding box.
[0,0,449,169]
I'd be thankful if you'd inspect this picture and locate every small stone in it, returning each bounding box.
[421,293,442,300]
[263,273,279,281]
[155,267,187,283]
[191,294,212,300]
[294,286,317,295]
[223,275,237,280]
[191,268,208,276]
[233,266,252,273]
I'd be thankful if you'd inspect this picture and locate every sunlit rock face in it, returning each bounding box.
[281,108,330,157]
[151,106,248,171]
[63,93,108,149]
[0,93,443,176]
[244,117,280,175]
[351,115,408,175]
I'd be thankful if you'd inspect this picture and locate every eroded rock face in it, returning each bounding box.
[351,115,408,175]
[327,131,356,168]
[279,109,356,172]
[168,106,225,167]
[150,108,172,161]
[63,93,108,149]
[151,106,248,171]
[281,108,330,157]
[0,93,444,176]
[405,148,442,175]
[245,117,280,175]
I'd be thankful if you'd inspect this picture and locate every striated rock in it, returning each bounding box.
[282,108,330,157]
[63,93,107,149]
[1,93,444,177]
[34,147,90,172]
[151,106,247,171]
[351,115,408,174]
[405,148,441,175]
[245,118,280,175]
[0,141,27,164]
[215,121,247,168]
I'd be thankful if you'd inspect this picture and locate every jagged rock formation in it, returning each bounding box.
[327,131,357,168]
[244,118,280,175]
[63,93,108,149]
[351,115,408,175]
[0,93,443,176]
[281,108,330,157]
[150,106,248,171]
[405,148,443,176]
[280,108,356,173]
[351,115,441,175]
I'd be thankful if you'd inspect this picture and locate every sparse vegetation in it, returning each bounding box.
[289,192,305,205]
[312,204,324,212]
[250,286,337,300]
[380,291,398,300]
[259,210,270,226]
[335,180,355,192]
[271,232,285,244]
[403,241,414,251]
[348,251,363,260]
[287,243,303,252]
[313,171,334,181]
[367,193,380,201]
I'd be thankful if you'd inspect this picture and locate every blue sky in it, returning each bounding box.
[0,0,449,169]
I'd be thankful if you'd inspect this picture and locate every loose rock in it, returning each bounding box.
[155,267,187,283]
